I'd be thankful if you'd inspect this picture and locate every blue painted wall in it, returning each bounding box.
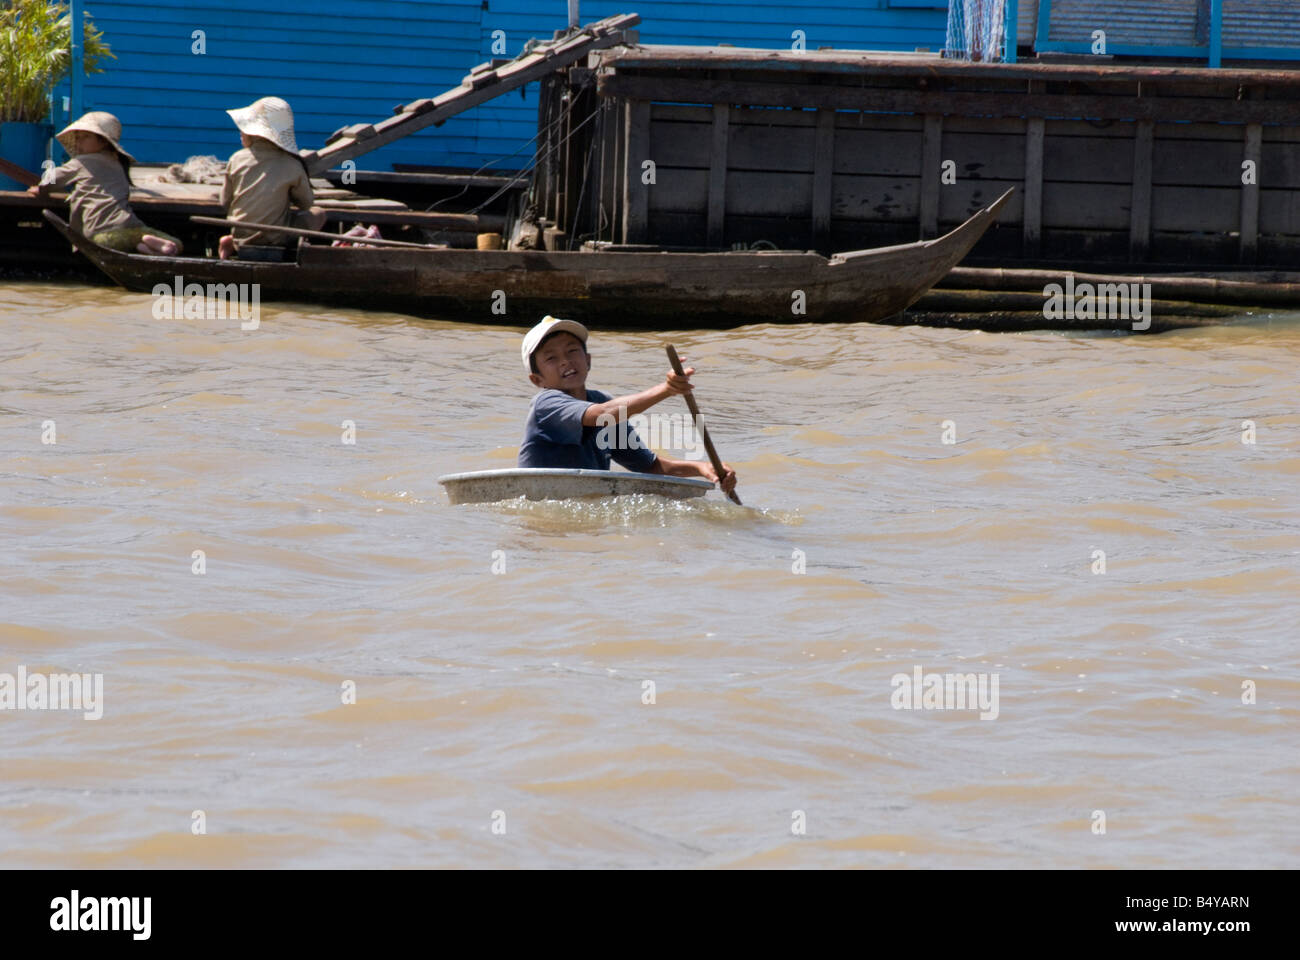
[60,0,949,172]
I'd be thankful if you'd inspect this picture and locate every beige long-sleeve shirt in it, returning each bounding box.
[219,139,314,246]
[44,151,143,239]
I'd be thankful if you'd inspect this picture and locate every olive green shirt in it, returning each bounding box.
[45,151,143,239]
[220,139,314,246]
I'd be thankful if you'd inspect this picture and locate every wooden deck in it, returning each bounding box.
[0,165,505,272]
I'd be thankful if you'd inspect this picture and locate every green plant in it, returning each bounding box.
[0,0,113,123]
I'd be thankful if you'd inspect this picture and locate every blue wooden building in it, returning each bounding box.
[58,0,952,171]
[50,1,1300,174]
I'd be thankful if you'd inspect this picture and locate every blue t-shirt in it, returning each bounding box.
[518,388,658,472]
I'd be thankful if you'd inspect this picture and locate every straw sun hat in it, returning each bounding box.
[56,111,135,162]
[226,96,300,154]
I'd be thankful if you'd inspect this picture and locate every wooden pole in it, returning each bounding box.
[1129,120,1154,263]
[920,114,942,240]
[189,216,444,250]
[0,157,40,187]
[665,344,741,505]
[707,103,730,248]
[1240,122,1262,264]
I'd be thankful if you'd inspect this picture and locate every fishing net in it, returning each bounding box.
[161,155,226,184]
[945,0,1007,62]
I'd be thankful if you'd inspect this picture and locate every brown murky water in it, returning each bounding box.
[2,281,1297,868]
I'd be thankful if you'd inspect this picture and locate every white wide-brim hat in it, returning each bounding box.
[226,96,299,154]
[522,316,589,373]
[56,111,135,162]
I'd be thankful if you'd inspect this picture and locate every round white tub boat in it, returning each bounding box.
[438,468,713,504]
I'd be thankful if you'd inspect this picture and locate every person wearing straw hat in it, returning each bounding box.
[29,111,182,255]
[218,96,325,260]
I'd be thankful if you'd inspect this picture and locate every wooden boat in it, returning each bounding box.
[42,189,1011,326]
[438,468,714,504]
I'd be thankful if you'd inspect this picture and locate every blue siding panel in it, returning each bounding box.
[60,0,948,172]
[1036,0,1300,61]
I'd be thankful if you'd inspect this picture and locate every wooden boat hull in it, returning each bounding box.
[43,189,1010,327]
[438,468,713,504]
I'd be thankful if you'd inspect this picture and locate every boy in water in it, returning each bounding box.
[517,316,738,495]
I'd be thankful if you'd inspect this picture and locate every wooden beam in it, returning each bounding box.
[1130,119,1154,262]
[610,99,625,243]
[623,99,650,244]
[707,103,730,247]
[812,108,835,248]
[598,100,616,245]
[303,13,640,174]
[919,114,942,240]
[321,208,503,233]
[557,80,572,234]
[598,74,1300,126]
[1023,117,1045,257]
[1240,122,1262,263]
[535,75,556,223]
[598,46,1300,87]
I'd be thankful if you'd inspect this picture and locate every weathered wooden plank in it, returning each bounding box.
[644,211,709,247]
[303,13,641,174]
[597,43,1300,87]
[832,129,924,177]
[602,98,624,245]
[812,109,835,247]
[1044,133,1135,183]
[651,103,718,124]
[1152,138,1247,186]
[598,74,1300,126]
[1240,122,1263,264]
[831,175,921,222]
[1260,141,1300,189]
[556,78,573,235]
[728,122,817,172]
[1152,185,1241,233]
[940,181,1024,226]
[462,70,501,90]
[728,171,812,217]
[598,100,618,246]
[827,176,1025,226]
[642,103,1234,143]
[942,131,1027,181]
[595,41,1300,79]
[400,98,437,117]
[648,120,712,167]
[1041,127,1258,185]
[919,114,942,240]
[655,173,1280,237]
[643,169,824,218]
[535,75,554,225]
[326,123,376,144]
[623,99,650,243]
[1024,117,1045,257]
[1130,120,1154,262]
[707,104,729,247]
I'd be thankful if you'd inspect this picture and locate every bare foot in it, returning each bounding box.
[218,235,236,260]
[138,234,180,256]
[332,224,370,247]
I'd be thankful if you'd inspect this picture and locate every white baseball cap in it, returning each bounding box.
[521,316,589,373]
